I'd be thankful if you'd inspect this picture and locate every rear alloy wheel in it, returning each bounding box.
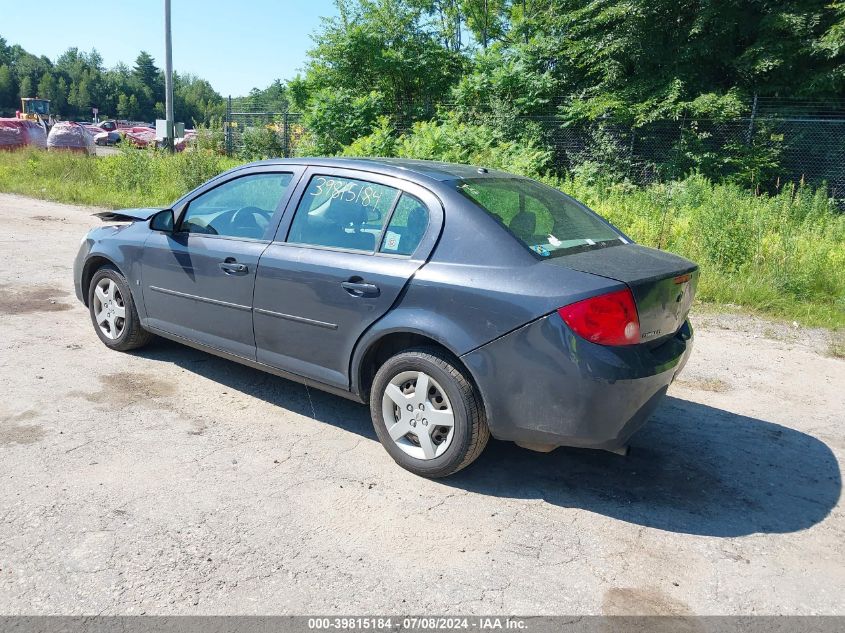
[371,348,489,478]
[382,370,455,460]
[88,267,153,351]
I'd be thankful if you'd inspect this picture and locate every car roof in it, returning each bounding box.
[246,157,516,183]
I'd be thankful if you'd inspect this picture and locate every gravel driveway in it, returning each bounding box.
[0,193,843,615]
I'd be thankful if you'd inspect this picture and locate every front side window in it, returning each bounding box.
[181,172,293,239]
[454,177,625,257]
[287,175,399,252]
[379,194,429,256]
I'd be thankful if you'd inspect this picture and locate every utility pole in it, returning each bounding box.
[164,0,175,152]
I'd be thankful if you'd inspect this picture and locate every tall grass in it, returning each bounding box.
[0,148,842,327]
[561,174,845,328]
[0,147,239,208]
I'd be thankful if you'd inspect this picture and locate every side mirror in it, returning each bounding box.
[150,209,174,232]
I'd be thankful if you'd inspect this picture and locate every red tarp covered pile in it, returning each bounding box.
[123,126,156,148]
[0,119,48,150]
[47,122,95,155]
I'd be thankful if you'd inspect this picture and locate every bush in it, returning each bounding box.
[240,126,284,161]
[564,173,845,326]
[0,147,238,208]
[174,148,235,191]
[339,112,552,176]
[570,125,636,186]
[193,118,226,154]
[662,122,785,187]
[0,146,842,328]
[301,89,384,155]
[342,116,397,158]
[338,116,844,327]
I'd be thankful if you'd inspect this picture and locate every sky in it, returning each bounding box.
[1,0,340,96]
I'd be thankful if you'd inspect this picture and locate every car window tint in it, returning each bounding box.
[455,178,623,257]
[181,173,293,239]
[379,194,429,256]
[288,175,399,252]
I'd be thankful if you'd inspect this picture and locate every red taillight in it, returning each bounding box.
[557,288,640,346]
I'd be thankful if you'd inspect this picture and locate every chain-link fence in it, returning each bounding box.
[224,96,304,158]
[223,95,845,198]
[529,116,845,197]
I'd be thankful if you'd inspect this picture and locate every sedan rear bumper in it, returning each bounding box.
[461,314,693,451]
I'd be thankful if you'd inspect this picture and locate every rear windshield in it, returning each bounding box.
[454,177,626,257]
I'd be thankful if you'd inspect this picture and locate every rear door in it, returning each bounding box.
[253,167,443,389]
[141,168,302,359]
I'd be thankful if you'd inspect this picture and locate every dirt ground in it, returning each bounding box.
[0,192,843,615]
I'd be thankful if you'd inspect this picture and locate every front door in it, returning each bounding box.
[141,170,298,359]
[253,168,442,388]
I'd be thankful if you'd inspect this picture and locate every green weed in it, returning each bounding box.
[0,149,842,328]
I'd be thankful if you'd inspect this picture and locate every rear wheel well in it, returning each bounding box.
[81,256,118,305]
[358,332,477,403]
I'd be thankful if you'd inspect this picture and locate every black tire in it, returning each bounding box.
[87,266,153,351]
[370,347,489,478]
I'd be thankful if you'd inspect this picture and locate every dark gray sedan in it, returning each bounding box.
[74,158,698,477]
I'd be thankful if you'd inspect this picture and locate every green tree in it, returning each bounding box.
[304,0,461,120]
[452,47,557,118]
[71,75,92,111]
[460,0,506,49]
[128,94,141,121]
[18,75,32,100]
[132,51,159,87]
[175,73,225,124]
[67,83,78,113]
[54,77,68,112]
[0,39,223,122]
[239,78,288,112]
[0,37,10,67]
[116,93,130,118]
[132,51,163,110]
[302,89,385,153]
[543,0,845,123]
[0,64,15,109]
[37,72,57,103]
[411,0,464,51]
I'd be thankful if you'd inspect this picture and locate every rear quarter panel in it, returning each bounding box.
[349,258,623,395]
[350,186,627,394]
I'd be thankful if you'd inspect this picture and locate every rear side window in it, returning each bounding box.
[379,194,429,256]
[288,175,399,253]
[454,177,624,257]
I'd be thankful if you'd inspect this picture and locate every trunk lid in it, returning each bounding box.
[550,244,699,345]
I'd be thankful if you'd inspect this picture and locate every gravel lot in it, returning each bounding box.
[0,192,843,615]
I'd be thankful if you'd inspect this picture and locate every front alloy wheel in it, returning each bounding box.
[87,266,153,351]
[92,277,126,340]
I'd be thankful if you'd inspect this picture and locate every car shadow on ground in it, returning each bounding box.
[137,339,841,538]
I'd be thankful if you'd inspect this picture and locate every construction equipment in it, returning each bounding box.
[18,98,54,132]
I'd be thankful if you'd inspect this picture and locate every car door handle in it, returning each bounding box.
[219,260,248,275]
[341,280,380,297]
